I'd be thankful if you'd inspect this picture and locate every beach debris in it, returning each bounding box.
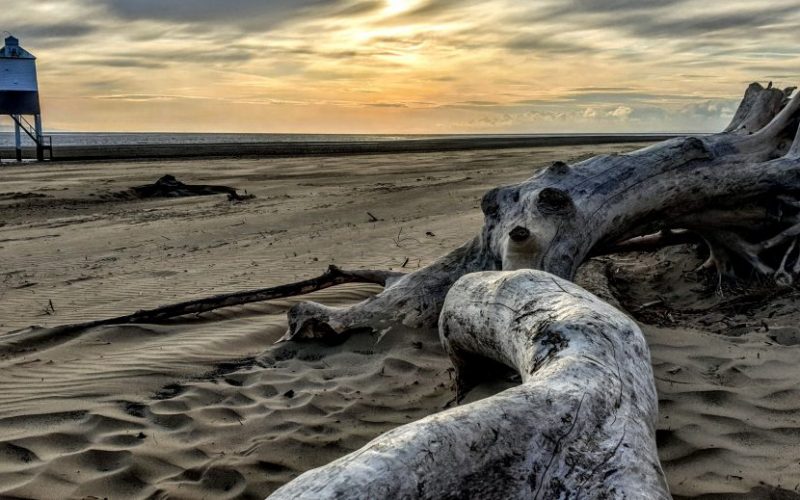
[392,227,419,247]
[367,211,379,222]
[129,174,254,201]
[37,299,55,316]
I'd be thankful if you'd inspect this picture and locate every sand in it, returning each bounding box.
[1,143,799,499]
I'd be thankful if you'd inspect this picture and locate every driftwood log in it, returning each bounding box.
[130,174,254,201]
[270,270,668,499]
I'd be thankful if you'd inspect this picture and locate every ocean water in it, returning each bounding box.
[0,132,672,148]
[0,132,429,147]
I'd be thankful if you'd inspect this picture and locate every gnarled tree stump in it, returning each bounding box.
[284,82,800,341]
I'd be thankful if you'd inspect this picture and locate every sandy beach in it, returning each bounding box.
[2,142,800,499]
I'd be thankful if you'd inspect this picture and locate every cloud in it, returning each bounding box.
[386,0,483,21]
[608,105,632,119]
[4,0,798,133]
[87,57,168,69]
[14,23,98,42]
[523,1,800,47]
[505,33,589,55]
[679,99,737,119]
[92,0,381,29]
[566,90,711,105]
[619,6,799,39]
[543,0,688,15]
[93,93,208,101]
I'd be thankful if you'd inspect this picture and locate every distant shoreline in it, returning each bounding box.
[0,134,683,162]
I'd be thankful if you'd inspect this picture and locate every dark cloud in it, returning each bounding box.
[528,1,800,40]
[88,57,168,69]
[8,23,99,49]
[16,23,97,39]
[542,0,687,16]
[93,0,381,28]
[622,6,800,38]
[505,33,588,54]
[111,47,257,64]
[504,1,800,68]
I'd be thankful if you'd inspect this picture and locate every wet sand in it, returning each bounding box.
[1,143,799,498]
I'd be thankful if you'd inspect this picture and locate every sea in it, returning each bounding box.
[0,132,674,148]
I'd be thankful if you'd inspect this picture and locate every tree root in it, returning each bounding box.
[11,265,400,339]
[593,229,700,256]
[269,270,668,499]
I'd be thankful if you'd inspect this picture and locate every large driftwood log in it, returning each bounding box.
[284,82,800,341]
[270,270,668,499]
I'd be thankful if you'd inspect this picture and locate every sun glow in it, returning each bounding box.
[384,0,412,15]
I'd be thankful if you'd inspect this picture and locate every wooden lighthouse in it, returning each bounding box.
[0,35,51,161]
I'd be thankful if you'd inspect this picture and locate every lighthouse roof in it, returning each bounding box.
[1,36,35,59]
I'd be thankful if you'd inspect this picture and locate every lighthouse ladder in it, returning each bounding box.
[10,114,53,160]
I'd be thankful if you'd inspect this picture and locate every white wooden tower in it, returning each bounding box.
[0,35,51,161]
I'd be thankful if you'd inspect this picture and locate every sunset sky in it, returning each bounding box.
[4,0,800,133]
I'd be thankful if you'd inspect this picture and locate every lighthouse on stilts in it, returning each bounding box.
[0,35,51,161]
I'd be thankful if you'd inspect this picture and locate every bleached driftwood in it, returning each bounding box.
[270,270,668,499]
[283,82,800,341]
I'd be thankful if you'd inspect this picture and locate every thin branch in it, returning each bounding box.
[14,265,403,337]
[591,229,700,256]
